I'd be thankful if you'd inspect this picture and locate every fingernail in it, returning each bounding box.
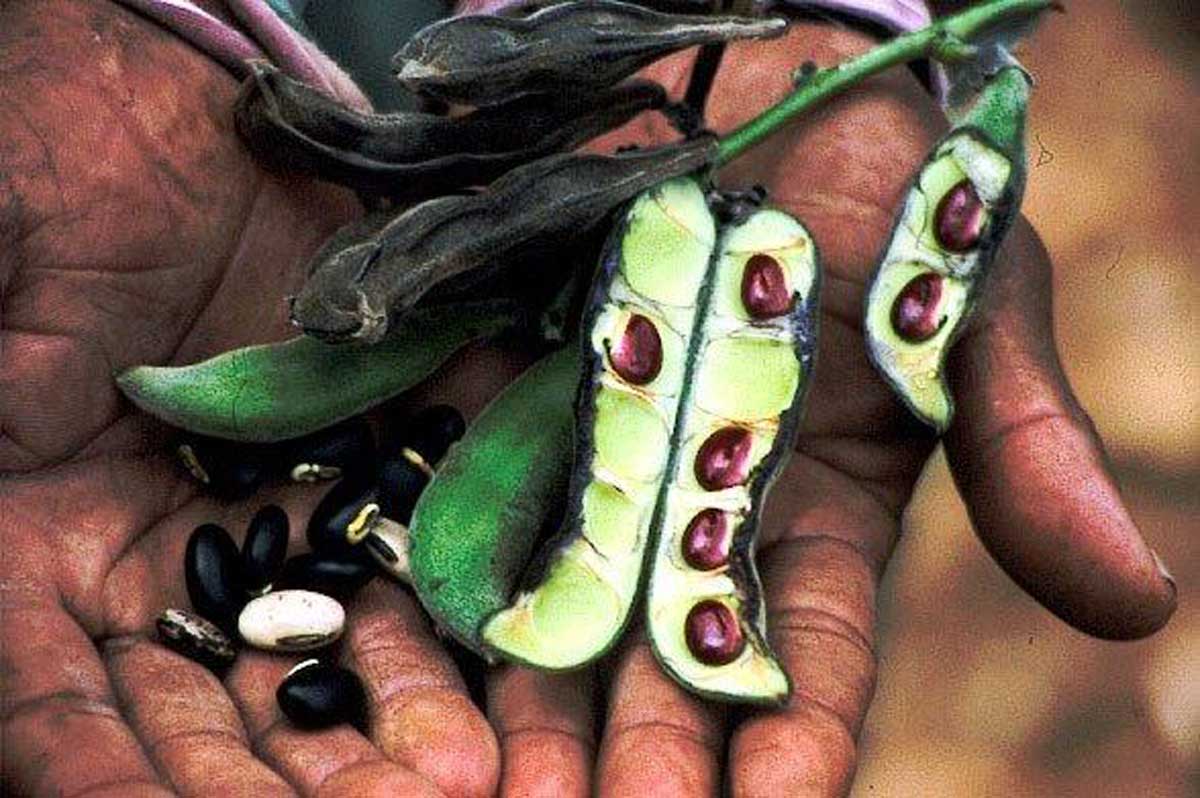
[1152,549,1176,594]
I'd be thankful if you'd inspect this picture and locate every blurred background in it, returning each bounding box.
[301,0,1198,794]
[853,2,1199,795]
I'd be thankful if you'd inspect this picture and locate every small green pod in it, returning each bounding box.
[292,138,717,343]
[393,0,786,107]
[864,66,1029,433]
[481,179,819,704]
[233,61,666,198]
[116,301,514,442]
[407,348,577,653]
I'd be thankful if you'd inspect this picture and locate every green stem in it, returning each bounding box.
[715,0,1056,167]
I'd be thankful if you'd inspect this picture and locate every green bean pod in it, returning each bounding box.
[116,301,514,442]
[393,0,785,107]
[292,138,717,343]
[407,348,577,653]
[478,178,818,705]
[233,61,666,197]
[863,66,1029,433]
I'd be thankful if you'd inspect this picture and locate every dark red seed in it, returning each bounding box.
[740,253,793,319]
[890,272,946,343]
[694,427,753,491]
[934,179,986,252]
[685,600,745,665]
[608,314,662,385]
[681,509,732,571]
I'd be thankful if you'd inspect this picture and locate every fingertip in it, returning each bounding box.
[730,709,856,798]
[376,688,500,798]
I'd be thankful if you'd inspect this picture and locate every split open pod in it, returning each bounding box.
[410,177,819,704]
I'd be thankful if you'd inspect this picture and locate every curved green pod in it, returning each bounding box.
[864,66,1029,433]
[481,179,819,705]
[407,348,577,653]
[116,301,514,442]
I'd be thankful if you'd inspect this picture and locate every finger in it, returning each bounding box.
[103,634,296,796]
[487,665,595,798]
[0,599,170,796]
[224,650,443,797]
[341,581,500,798]
[727,530,880,798]
[595,639,725,797]
[944,219,1177,640]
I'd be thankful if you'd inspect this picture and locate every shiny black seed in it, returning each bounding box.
[306,475,379,558]
[278,553,375,598]
[156,608,237,672]
[376,454,429,525]
[283,418,377,482]
[185,524,246,634]
[177,436,269,499]
[241,505,290,594]
[404,404,466,466]
[277,661,367,730]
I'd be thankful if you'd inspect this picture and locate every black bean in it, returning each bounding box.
[240,505,290,595]
[278,553,376,598]
[277,660,367,730]
[176,436,269,499]
[282,418,377,483]
[306,475,380,557]
[377,453,430,525]
[404,404,466,467]
[184,524,245,634]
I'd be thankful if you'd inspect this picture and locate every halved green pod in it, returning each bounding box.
[482,177,717,669]
[482,179,819,704]
[407,348,577,652]
[864,66,1029,433]
[645,207,818,704]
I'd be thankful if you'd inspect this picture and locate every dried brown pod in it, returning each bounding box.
[291,137,718,342]
[234,61,666,197]
[393,0,786,107]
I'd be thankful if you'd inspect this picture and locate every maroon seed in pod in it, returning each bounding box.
[685,600,745,666]
[890,272,946,343]
[681,509,732,571]
[740,253,793,319]
[934,179,986,252]
[608,313,662,385]
[694,426,753,490]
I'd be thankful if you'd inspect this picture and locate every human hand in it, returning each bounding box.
[477,22,1178,797]
[0,2,503,795]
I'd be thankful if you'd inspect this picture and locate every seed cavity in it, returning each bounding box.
[608,313,663,385]
[890,272,946,343]
[934,179,986,252]
[740,253,793,319]
[681,509,732,571]
[694,426,753,490]
[685,600,745,665]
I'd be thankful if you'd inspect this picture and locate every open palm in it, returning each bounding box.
[1,3,1174,797]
